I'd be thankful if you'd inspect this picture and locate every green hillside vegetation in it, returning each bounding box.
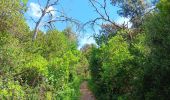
[0,0,170,100]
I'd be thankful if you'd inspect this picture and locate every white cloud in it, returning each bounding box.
[78,36,96,49]
[46,6,56,17]
[29,2,41,18]
[29,2,56,18]
[116,17,132,28]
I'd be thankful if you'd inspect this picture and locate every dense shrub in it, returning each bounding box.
[0,21,85,100]
[90,30,136,99]
[89,0,170,100]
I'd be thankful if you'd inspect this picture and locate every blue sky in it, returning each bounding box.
[25,0,129,49]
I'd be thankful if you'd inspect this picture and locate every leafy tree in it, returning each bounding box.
[88,1,170,100]
[0,0,30,41]
[135,0,170,99]
[111,0,158,28]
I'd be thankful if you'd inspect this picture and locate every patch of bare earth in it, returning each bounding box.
[80,81,96,100]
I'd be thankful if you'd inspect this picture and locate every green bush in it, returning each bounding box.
[89,1,170,100]
[90,30,136,99]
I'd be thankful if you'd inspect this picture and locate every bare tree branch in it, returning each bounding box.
[84,0,123,31]
[32,0,80,41]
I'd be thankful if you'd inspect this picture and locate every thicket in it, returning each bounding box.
[89,0,170,100]
[1,0,170,100]
[0,0,88,99]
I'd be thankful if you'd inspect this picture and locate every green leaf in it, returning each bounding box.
[21,0,28,5]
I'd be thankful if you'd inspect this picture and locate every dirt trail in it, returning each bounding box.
[80,81,96,100]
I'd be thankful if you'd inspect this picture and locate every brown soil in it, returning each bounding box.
[80,81,96,100]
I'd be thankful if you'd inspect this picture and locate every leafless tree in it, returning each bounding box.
[31,0,80,41]
[84,0,126,31]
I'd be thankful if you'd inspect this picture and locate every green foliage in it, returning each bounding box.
[89,0,170,100]
[0,32,25,99]
[0,0,30,43]
[0,32,24,75]
[89,30,136,99]
[2,0,170,99]
[21,0,28,5]
[133,1,170,99]
[111,0,158,27]
[0,2,85,98]
[157,0,170,15]
[0,30,83,99]
[0,79,25,99]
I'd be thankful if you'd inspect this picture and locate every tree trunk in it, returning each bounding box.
[32,12,46,41]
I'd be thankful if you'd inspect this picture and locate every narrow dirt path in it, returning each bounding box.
[80,81,96,100]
